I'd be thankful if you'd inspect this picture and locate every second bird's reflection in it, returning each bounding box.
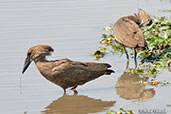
[42,94,116,114]
[115,72,155,102]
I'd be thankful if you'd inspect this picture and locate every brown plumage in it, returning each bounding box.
[138,9,152,27]
[113,16,146,49]
[113,9,152,67]
[22,45,114,94]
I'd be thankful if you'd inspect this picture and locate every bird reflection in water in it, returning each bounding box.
[115,72,155,102]
[42,95,116,114]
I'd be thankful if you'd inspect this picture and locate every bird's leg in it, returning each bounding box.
[123,46,129,60]
[71,86,78,95]
[134,48,137,69]
[126,60,129,70]
[63,89,66,95]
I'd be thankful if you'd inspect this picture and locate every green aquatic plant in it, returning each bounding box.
[139,17,171,63]
[93,16,171,76]
[106,108,134,114]
[93,46,112,60]
[125,62,163,77]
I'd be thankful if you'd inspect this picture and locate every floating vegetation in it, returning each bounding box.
[106,108,134,114]
[138,79,171,86]
[93,16,171,77]
[93,46,112,60]
[139,17,171,62]
[163,9,171,12]
[125,63,162,77]
[167,104,171,107]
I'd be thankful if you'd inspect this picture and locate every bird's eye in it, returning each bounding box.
[27,52,31,56]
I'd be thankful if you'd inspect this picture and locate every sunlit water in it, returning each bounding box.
[0,0,170,114]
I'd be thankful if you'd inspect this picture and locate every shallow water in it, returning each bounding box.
[0,0,171,114]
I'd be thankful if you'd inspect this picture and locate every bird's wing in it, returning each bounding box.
[51,60,113,85]
[113,17,145,48]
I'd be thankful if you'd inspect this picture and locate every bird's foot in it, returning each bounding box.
[72,89,78,95]
[71,85,78,95]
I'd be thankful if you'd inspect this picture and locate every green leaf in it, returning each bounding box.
[106,112,111,114]
[136,69,144,73]
[111,110,117,113]
[127,110,134,114]
[102,34,108,39]
[120,108,127,112]
[105,26,112,32]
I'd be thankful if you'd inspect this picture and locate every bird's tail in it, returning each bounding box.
[105,69,115,75]
[103,63,112,68]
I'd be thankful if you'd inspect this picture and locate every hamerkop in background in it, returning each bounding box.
[113,9,152,68]
[22,45,114,94]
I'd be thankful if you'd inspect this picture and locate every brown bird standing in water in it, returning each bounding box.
[113,9,152,68]
[22,45,114,94]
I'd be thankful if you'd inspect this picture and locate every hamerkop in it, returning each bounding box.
[113,9,152,68]
[22,45,114,94]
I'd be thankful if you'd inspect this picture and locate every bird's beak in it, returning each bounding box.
[22,55,31,74]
